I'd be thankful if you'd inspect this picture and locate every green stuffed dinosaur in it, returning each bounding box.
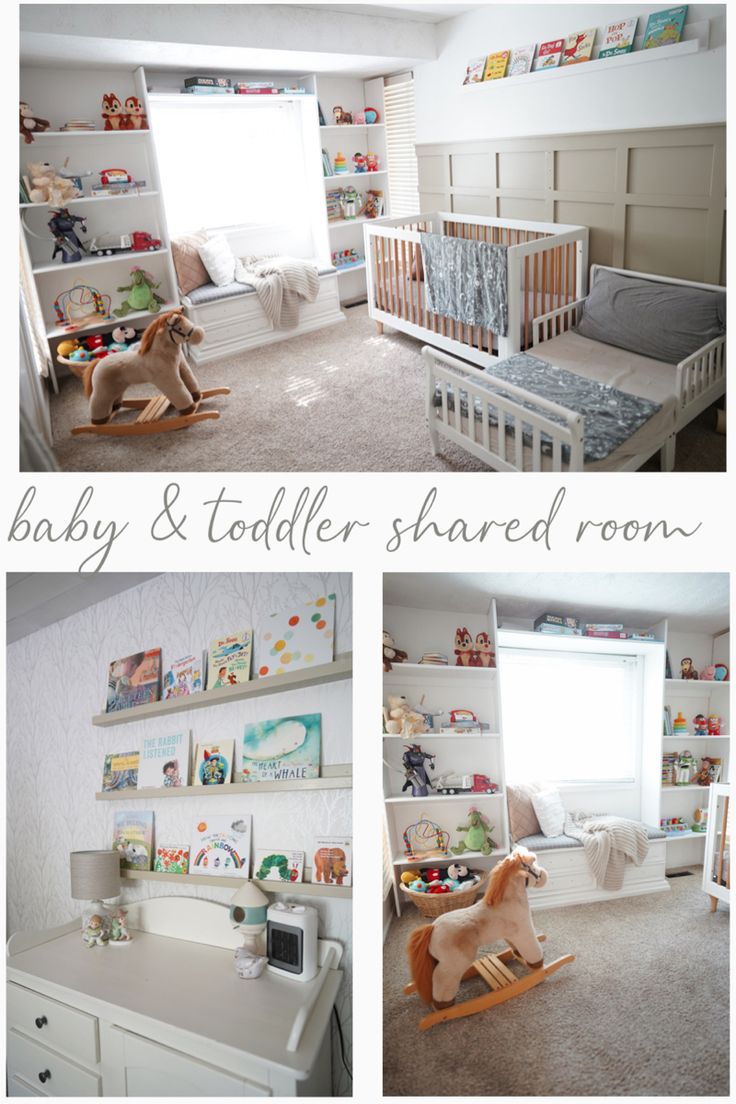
[452,807,496,856]
[114,267,165,317]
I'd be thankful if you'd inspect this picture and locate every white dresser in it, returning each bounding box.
[7,897,342,1097]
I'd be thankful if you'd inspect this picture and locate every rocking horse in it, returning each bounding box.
[71,310,230,437]
[406,847,574,1030]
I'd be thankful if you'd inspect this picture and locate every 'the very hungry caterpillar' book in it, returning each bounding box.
[241,714,321,782]
[190,814,251,878]
[106,649,162,712]
[137,731,190,789]
[101,750,139,792]
[206,632,253,690]
[112,810,154,870]
[194,741,234,785]
[254,848,305,883]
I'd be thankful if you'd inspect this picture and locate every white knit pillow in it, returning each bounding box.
[531,788,566,837]
[198,234,238,286]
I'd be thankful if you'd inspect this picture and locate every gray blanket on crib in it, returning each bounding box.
[420,232,508,336]
[433,352,662,461]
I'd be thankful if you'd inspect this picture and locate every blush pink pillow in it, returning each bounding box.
[507,782,543,841]
[171,230,210,295]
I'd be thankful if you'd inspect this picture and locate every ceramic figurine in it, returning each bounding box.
[83,913,109,948]
[109,908,132,944]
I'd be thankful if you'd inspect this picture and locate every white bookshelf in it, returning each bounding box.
[315,74,390,304]
[19,65,179,382]
[382,591,508,915]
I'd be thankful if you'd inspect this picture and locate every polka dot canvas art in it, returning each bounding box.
[258,594,336,679]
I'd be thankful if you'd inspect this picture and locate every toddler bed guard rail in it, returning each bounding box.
[364,212,589,366]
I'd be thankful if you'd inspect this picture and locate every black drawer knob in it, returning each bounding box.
[35,1015,48,1029]
[38,1070,51,1084]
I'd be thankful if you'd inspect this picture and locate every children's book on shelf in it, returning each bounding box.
[241,713,321,782]
[642,6,687,49]
[508,44,537,75]
[462,56,487,84]
[190,814,251,878]
[257,593,335,678]
[206,631,253,690]
[560,28,597,65]
[533,37,565,69]
[162,655,203,699]
[599,17,638,57]
[106,648,162,712]
[138,731,190,789]
[154,845,190,874]
[312,836,352,886]
[112,810,154,871]
[101,751,139,792]
[254,848,305,883]
[193,740,235,785]
[483,50,510,80]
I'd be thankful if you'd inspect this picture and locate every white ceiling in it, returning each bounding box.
[383,573,730,634]
[7,574,161,644]
[316,3,479,20]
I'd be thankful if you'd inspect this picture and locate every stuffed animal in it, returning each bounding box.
[451,808,497,856]
[454,627,474,666]
[447,862,475,883]
[124,96,148,129]
[83,310,204,425]
[680,657,699,680]
[475,632,496,668]
[383,629,408,672]
[57,338,83,359]
[114,268,166,317]
[101,92,125,130]
[27,161,78,206]
[332,105,353,125]
[385,694,426,737]
[20,101,50,144]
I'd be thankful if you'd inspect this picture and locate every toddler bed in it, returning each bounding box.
[364,212,589,366]
[424,265,726,472]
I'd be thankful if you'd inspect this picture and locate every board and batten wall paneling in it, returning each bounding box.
[417,124,725,284]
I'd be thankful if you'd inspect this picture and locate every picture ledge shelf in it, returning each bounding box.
[96,763,352,800]
[462,38,701,92]
[121,868,352,898]
[385,663,497,681]
[92,652,352,727]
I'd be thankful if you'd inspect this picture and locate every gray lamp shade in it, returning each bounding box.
[70,850,120,901]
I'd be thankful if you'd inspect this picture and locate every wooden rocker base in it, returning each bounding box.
[405,935,575,1030]
[71,388,231,437]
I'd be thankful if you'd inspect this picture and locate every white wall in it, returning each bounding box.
[414,4,726,143]
[6,571,352,1094]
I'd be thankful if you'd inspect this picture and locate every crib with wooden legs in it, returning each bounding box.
[364,212,589,366]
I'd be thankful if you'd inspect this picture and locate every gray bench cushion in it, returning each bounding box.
[518,826,666,851]
[185,265,336,307]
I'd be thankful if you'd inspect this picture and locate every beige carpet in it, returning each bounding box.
[384,868,729,1096]
[50,306,726,472]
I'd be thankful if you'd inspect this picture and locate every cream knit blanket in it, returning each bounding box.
[565,812,649,891]
[236,257,320,330]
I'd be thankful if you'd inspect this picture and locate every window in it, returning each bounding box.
[149,96,311,236]
[501,647,642,785]
[383,75,420,218]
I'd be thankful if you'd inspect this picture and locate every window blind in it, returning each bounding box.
[383,77,420,218]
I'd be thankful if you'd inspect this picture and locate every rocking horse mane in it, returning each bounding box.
[138,310,182,356]
[484,849,534,907]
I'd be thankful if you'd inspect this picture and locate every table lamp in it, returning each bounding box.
[230,881,269,978]
[70,850,120,947]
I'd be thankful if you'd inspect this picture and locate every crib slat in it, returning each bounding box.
[552,436,562,472]
[534,254,539,335]
[394,237,400,318]
[532,426,542,472]
[515,418,524,471]
[441,382,449,427]
[524,255,530,349]
[481,399,490,454]
[497,401,506,462]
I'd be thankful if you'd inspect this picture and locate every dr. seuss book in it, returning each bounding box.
[241,714,321,782]
[462,56,486,85]
[560,28,596,65]
[154,845,189,874]
[254,849,305,883]
[508,44,536,76]
[194,740,234,785]
[599,17,638,58]
[162,655,203,699]
[642,6,687,49]
[112,810,154,870]
[106,648,162,712]
[312,837,352,887]
[533,38,564,70]
[137,731,190,789]
[483,50,510,81]
[190,814,251,877]
[206,631,252,690]
[257,594,335,679]
[102,750,139,792]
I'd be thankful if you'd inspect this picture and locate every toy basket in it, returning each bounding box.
[400,870,488,919]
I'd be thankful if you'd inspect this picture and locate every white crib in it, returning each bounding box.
[364,212,589,366]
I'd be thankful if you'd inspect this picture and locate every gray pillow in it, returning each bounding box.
[575,269,726,365]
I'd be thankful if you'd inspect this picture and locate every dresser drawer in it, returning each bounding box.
[7,983,99,1066]
[7,1030,101,1097]
[113,1029,270,1096]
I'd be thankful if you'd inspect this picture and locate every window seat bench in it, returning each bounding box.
[516,827,669,910]
[181,264,345,366]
